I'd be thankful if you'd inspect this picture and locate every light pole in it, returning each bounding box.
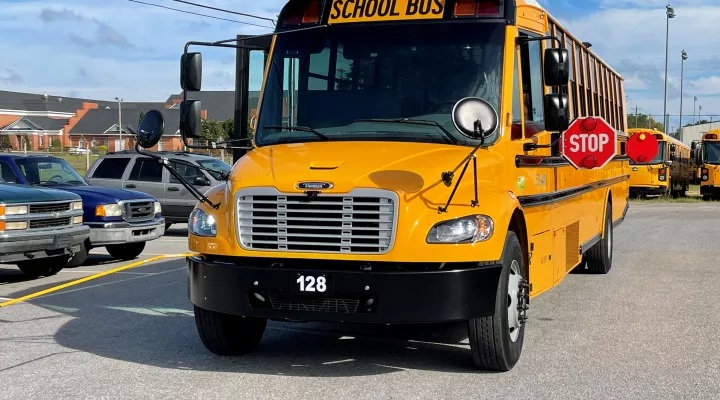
[662,4,675,135]
[114,97,123,151]
[679,50,687,140]
[699,105,703,123]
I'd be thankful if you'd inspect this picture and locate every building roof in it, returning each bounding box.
[69,108,180,136]
[0,115,21,129]
[25,116,67,130]
[0,90,114,114]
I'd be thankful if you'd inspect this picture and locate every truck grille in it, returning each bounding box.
[123,201,154,222]
[269,293,360,313]
[29,202,71,214]
[236,188,398,254]
[29,217,71,229]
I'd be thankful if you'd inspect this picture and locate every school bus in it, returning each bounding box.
[135,0,637,371]
[697,129,720,200]
[627,129,693,198]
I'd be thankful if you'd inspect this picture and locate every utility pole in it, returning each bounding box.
[679,50,687,140]
[634,106,639,128]
[662,4,676,135]
[693,96,697,124]
[115,97,123,151]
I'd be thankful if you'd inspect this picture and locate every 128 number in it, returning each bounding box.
[296,275,327,292]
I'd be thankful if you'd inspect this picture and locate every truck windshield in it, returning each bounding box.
[702,142,720,164]
[630,142,665,165]
[15,157,86,186]
[255,22,505,147]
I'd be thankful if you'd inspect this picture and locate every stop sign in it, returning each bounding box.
[561,117,617,169]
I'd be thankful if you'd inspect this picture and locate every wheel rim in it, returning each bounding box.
[507,260,522,342]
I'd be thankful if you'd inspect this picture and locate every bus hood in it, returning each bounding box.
[232,141,503,200]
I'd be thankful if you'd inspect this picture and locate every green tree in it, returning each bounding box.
[222,118,234,139]
[138,111,145,124]
[201,119,226,141]
[627,113,664,131]
[51,138,62,149]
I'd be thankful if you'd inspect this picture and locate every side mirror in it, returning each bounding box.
[194,176,210,186]
[691,142,698,150]
[450,97,499,139]
[670,152,676,161]
[544,48,569,87]
[543,94,569,132]
[670,143,677,152]
[180,100,202,139]
[181,52,202,92]
[137,110,165,148]
[665,160,673,167]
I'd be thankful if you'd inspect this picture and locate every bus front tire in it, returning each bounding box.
[194,306,267,356]
[584,202,613,274]
[467,231,528,372]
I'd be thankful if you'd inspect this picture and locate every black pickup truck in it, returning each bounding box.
[0,183,90,277]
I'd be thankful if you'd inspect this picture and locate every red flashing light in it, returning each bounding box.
[659,168,666,175]
[582,155,598,169]
[453,0,501,17]
[302,0,320,23]
[654,134,664,140]
[582,117,598,132]
[706,133,718,140]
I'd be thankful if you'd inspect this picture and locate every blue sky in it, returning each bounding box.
[0,0,718,130]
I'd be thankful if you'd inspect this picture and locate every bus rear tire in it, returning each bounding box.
[584,202,613,274]
[467,231,528,372]
[194,306,267,356]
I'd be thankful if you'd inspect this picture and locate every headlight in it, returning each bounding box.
[96,203,123,217]
[72,201,83,211]
[154,201,162,214]
[0,221,28,231]
[426,215,494,244]
[189,209,217,237]
[72,215,83,224]
[0,205,28,216]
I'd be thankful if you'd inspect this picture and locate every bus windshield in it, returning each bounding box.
[631,141,665,165]
[702,142,720,164]
[255,22,505,147]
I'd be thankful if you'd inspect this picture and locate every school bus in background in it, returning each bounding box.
[627,129,693,198]
[136,0,637,371]
[691,139,702,184]
[696,129,720,200]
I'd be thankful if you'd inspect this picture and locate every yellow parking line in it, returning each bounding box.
[0,253,194,308]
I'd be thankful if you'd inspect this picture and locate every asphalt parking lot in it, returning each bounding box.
[1,205,719,399]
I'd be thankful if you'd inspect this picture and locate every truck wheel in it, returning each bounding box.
[65,241,89,268]
[17,256,68,278]
[584,202,613,274]
[467,231,528,371]
[106,242,146,261]
[194,305,267,356]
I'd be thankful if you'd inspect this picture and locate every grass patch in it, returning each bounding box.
[55,154,99,175]
[630,195,704,203]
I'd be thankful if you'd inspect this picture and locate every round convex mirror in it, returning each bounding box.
[451,97,499,139]
[137,110,165,148]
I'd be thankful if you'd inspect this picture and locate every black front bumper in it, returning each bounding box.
[700,185,720,196]
[630,186,667,197]
[188,256,503,324]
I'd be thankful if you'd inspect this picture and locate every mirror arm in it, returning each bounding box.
[134,143,221,210]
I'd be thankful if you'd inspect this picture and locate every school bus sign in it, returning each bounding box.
[329,0,445,23]
[561,117,617,170]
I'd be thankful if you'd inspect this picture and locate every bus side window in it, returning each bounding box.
[511,50,523,141]
[519,34,545,138]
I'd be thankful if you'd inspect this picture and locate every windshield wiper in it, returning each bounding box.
[263,125,331,141]
[353,118,459,145]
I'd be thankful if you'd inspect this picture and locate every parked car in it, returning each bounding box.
[0,183,89,277]
[68,147,91,155]
[85,150,230,229]
[0,154,165,265]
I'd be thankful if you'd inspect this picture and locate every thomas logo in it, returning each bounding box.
[296,182,333,190]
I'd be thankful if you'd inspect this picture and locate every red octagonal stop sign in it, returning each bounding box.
[561,117,617,170]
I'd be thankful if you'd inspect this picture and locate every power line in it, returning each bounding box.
[170,0,275,25]
[127,0,273,29]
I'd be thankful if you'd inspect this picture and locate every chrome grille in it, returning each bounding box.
[123,200,154,222]
[29,217,71,229]
[236,188,398,254]
[29,202,71,214]
[269,293,360,313]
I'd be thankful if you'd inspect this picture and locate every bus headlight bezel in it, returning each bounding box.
[189,209,217,237]
[426,215,494,244]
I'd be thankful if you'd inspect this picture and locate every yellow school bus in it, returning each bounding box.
[136,0,633,371]
[628,129,692,198]
[698,129,720,200]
